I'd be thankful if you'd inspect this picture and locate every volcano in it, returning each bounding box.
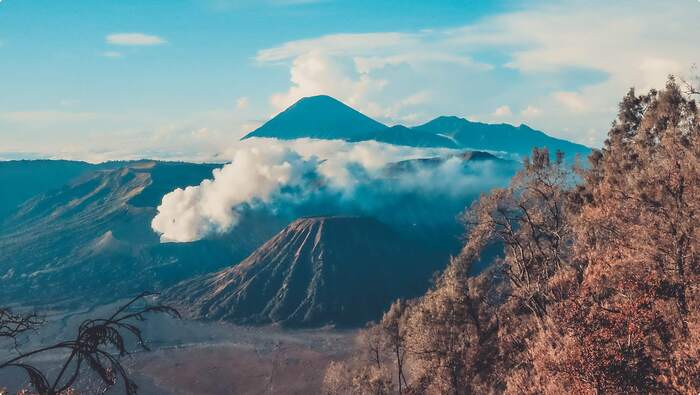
[242,95,386,140]
[241,95,590,157]
[165,216,436,327]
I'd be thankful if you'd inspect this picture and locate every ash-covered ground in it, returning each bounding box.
[0,300,356,394]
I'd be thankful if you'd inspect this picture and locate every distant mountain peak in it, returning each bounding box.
[434,115,466,122]
[242,95,386,141]
[241,95,590,158]
[284,95,350,112]
[294,94,340,103]
[414,116,590,157]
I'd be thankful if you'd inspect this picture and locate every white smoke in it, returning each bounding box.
[151,142,318,242]
[151,138,512,242]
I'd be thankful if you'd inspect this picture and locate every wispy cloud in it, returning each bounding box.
[0,105,264,163]
[207,0,328,11]
[521,106,542,118]
[0,111,99,124]
[257,31,490,123]
[101,51,123,58]
[106,33,166,46]
[258,0,700,146]
[235,97,250,110]
[492,105,512,117]
[553,92,588,113]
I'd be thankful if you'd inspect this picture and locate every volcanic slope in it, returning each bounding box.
[165,216,438,327]
[0,161,285,307]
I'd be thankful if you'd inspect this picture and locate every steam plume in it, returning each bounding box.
[151,138,512,242]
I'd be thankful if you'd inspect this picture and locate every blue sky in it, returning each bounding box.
[1,0,699,161]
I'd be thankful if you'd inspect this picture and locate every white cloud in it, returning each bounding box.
[106,33,166,46]
[271,0,327,4]
[380,91,433,124]
[256,33,409,62]
[257,31,491,123]
[8,0,699,160]
[521,105,541,118]
[492,105,512,117]
[257,0,700,146]
[268,51,387,115]
[101,51,123,58]
[0,111,99,124]
[553,91,588,113]
[449,0,699,144]
[451,1,693,93]
[256,31,488,72]
[59,99,80,107]
[235,97,250,110]
[206,0,326,11]
[0,106,261,163]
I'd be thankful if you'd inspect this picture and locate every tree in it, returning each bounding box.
[403,259,482,394]
[0,293,179,395]
[0,308,43,344]
[550,79,700,393]
[462,147,579,320]
[457,147,581,393]
[327,150,579,394]
[379,301,408,394]
[325,77,700,394]
[322,322,394,395]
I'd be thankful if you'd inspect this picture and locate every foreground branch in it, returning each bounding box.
[0,292,180,395]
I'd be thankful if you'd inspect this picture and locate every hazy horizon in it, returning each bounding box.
[2,0,699,162]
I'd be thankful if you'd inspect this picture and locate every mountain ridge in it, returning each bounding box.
[0,161,286,307]
[0,154,493,309]
[242,95,591,157]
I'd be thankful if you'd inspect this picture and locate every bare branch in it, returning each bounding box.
[0,292,179,395]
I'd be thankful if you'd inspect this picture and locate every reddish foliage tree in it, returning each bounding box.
[325,78,700,395]
[551,79,700,393]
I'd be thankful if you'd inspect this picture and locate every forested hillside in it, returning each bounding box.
[325,79,700,394]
